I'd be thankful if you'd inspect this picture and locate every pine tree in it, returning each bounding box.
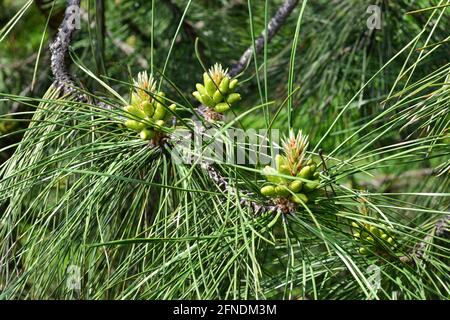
[0,0,448,299]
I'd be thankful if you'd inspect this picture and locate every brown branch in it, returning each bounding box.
[49,0,81,94]
[229,0,299,77]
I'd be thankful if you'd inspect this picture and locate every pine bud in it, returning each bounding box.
[125,119,144,131]
[369,226,380,236]
[263,166,283,184]
[140,129,154,140]
[205,78,216,97]
[131,93,140,107]
[213,90,223,103]
[358,247,368,255]
[219,77,230,94]
[141,101,154,117]
[278,165,291,177]
[214,102,230,113]
[229,79,238,91]
[124,105,146,119]
[165,104,177,120]
[303,180,319,193]
[192,91,202,103]
[153,105,166,120]
[275,185,290,197]
[201,94,215,108]
[275,154,286,172]
[291,193,308,204]
[298,166,312,179]
[202,72,210,85]
[261,185,276,197]
[226,93,241,105]
[289,180,303,192]
[196,83,207,96]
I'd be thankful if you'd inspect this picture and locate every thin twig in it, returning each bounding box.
[229,0,299,77]
[205,164,280,216]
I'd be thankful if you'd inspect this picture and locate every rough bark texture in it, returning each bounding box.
[49,0,81,94]
[229,0,299,77]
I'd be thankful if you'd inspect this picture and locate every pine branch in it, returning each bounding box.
[47,0,296,215]
[196,1,300,214]
[229,0,299,77]
[49,0,81,94]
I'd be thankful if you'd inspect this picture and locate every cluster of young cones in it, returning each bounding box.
[260,130,321,206]
[192,63,241,113]
[123,71,176,141]
[352,203,397,256]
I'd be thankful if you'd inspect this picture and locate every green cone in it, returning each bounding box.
[140,129,154,140]
[213,90,223,103]
[289,180,303,192]
[214,102,230,113]
[303,180,319,193]
[275,185,290,197]
[141,101,154,117]
[201,94,215,108]
[219,77,229,94]
[226,93,241,104]
[291,193,308,204]
[124,119,144,131]
[229,79,238,91]
[298,166,312,179]
[261,185,276,197]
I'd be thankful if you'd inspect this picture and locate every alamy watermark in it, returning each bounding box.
[367,5,382,30]
[66,5,81,30]
[366,264,381,297]
[66,264,81,291]
[169,125,282,166]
